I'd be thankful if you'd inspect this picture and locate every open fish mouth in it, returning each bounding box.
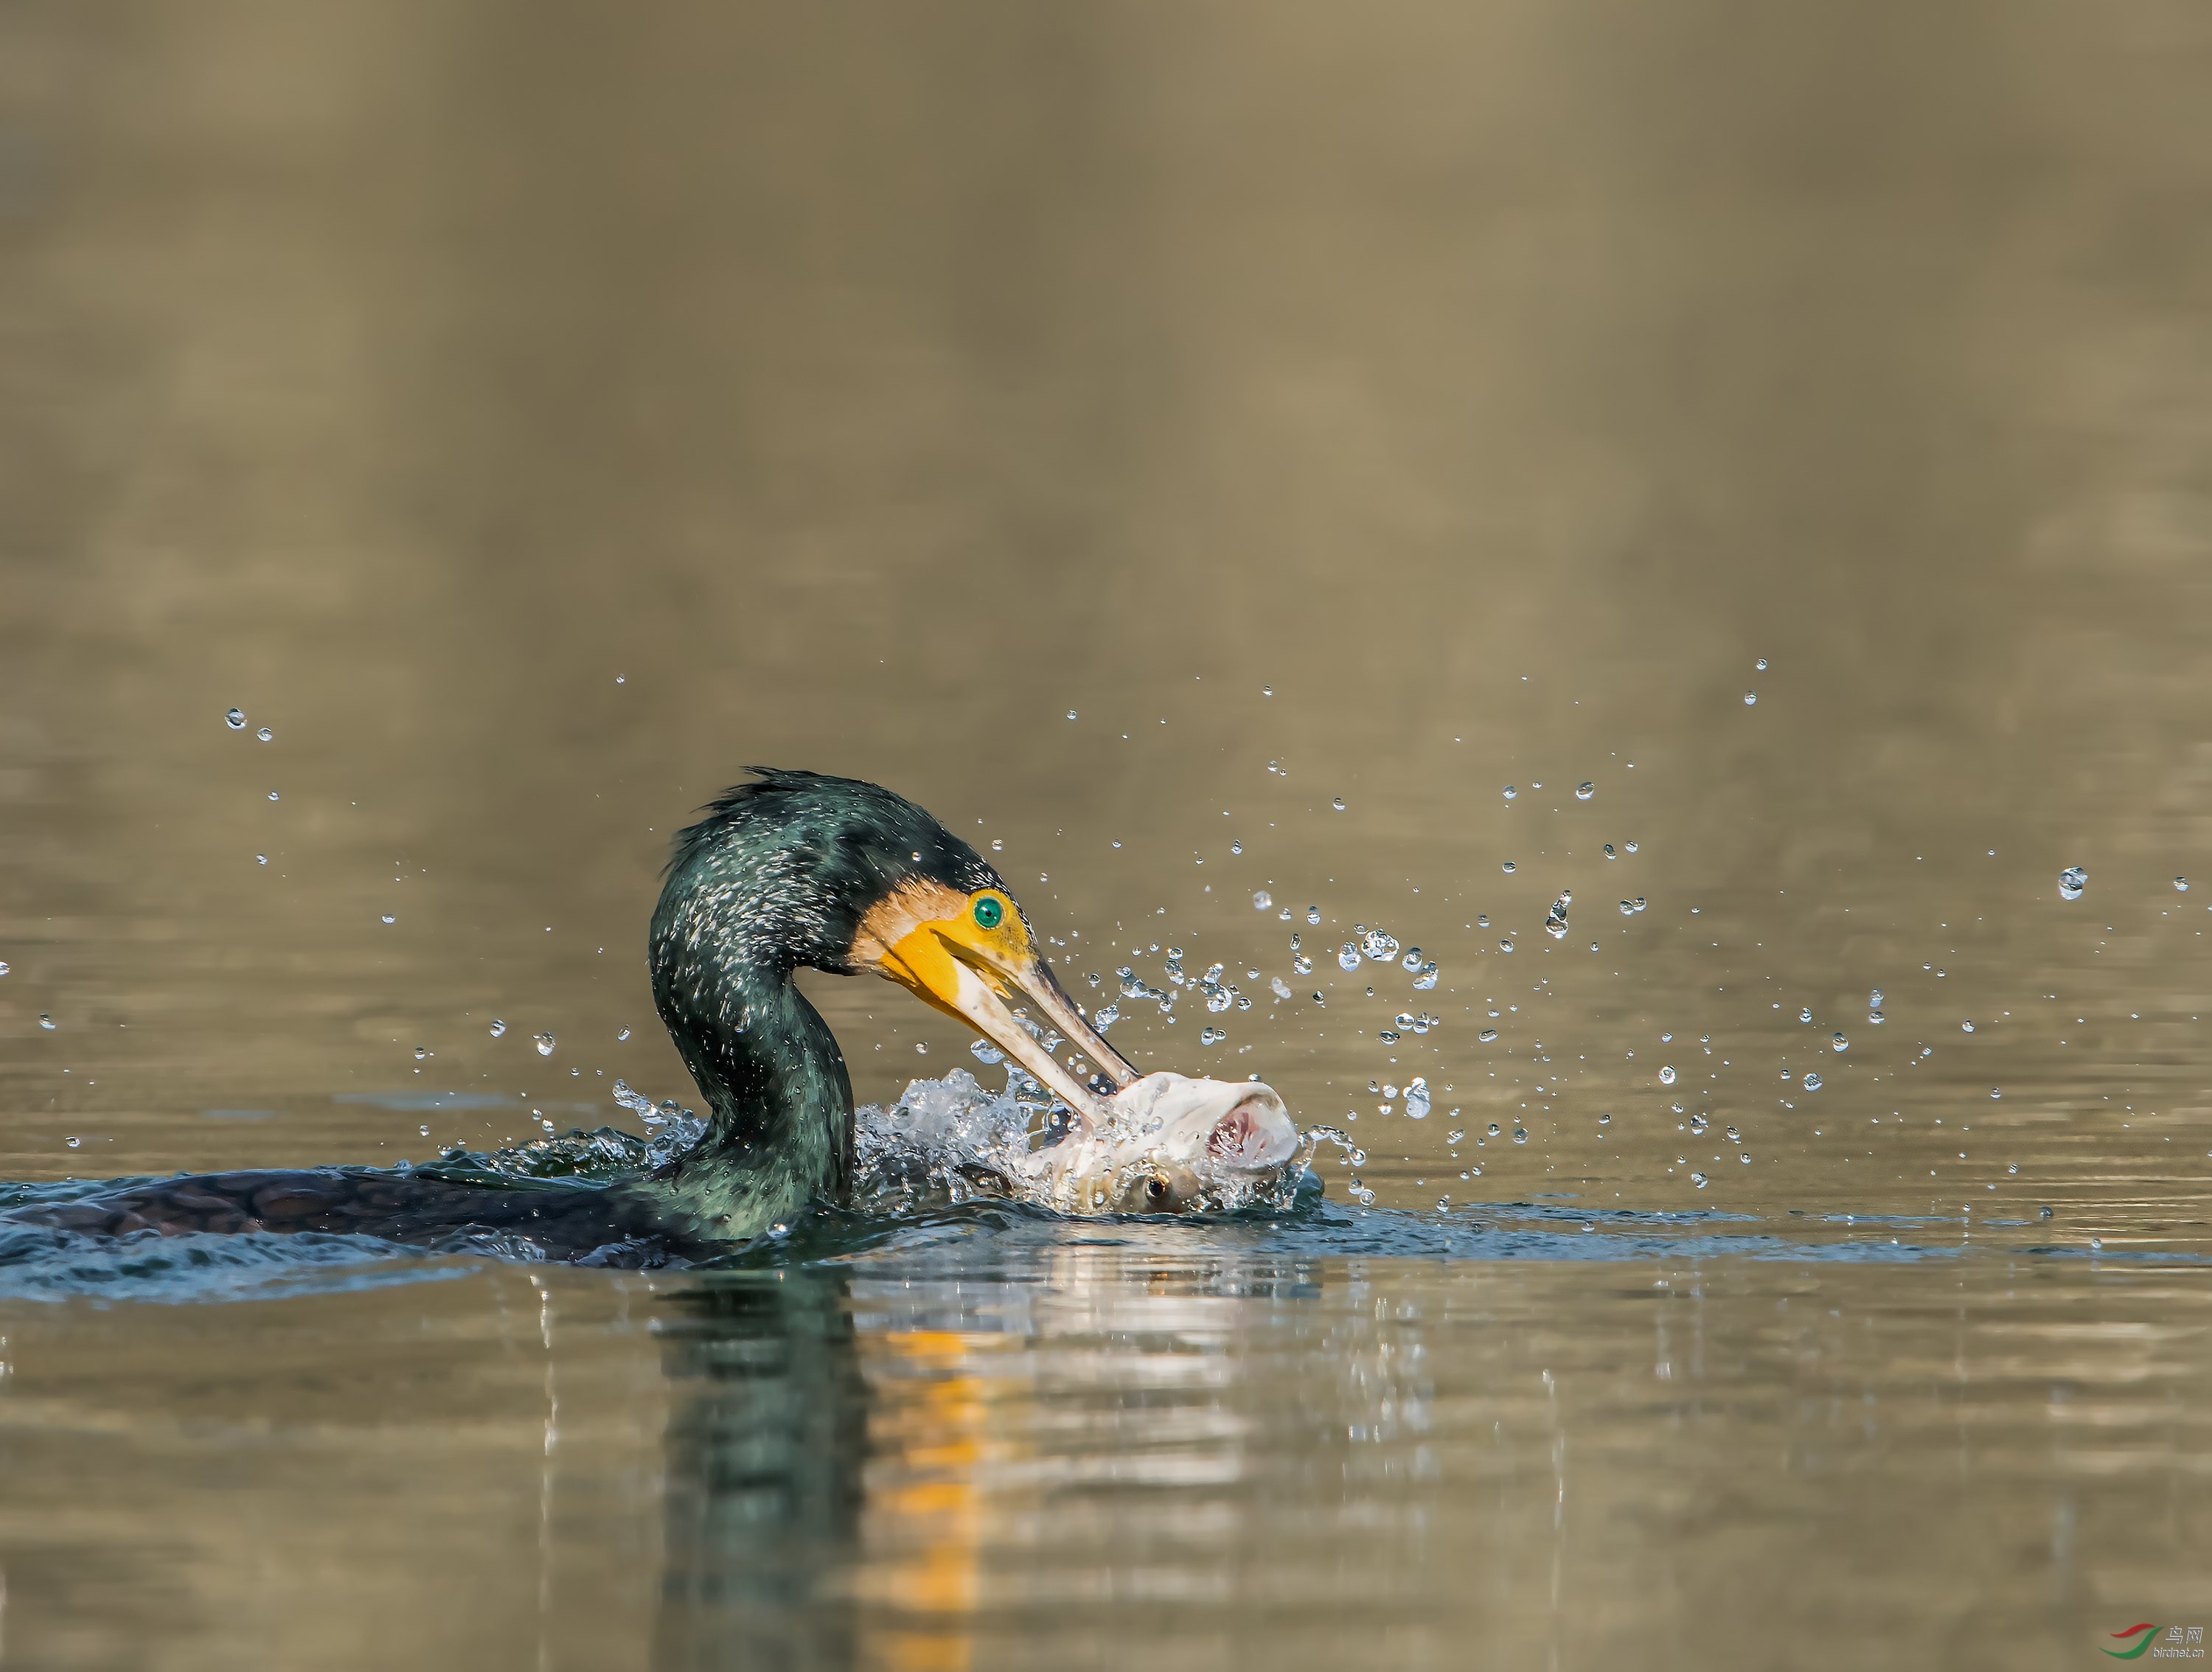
[1018,1073,1302,1216]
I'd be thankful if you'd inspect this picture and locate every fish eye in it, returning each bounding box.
[972,895,1004,930]
[1144,1174,1170,1205]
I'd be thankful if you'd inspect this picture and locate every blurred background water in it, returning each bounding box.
[1,1,2210,1666]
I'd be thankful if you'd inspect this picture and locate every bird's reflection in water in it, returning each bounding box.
[652,1268,873,1671]
[650,1244,1338,1672]
[651,1264,1001,1672]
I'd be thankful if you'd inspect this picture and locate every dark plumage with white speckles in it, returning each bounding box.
[647,769,1007,1233]
[5,769,1028,1262]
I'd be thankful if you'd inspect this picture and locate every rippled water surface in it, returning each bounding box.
[4,1,2211,1665]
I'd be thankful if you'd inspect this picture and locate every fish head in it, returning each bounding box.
[1030,1073,1301,1214]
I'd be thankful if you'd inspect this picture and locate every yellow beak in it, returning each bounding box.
[877,913,1137,1129]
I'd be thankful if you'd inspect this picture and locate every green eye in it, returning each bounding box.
[973,896,1004,930]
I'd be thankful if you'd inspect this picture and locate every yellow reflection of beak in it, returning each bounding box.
[880,913,1135,1129]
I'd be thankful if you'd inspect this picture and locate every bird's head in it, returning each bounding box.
[658,770,1136,1126]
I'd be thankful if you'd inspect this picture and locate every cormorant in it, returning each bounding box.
[10,770,1144,1264]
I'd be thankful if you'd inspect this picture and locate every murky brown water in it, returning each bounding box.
[4,1,2211,1665]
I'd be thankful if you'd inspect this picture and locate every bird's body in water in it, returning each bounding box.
[10,770,1158,1265]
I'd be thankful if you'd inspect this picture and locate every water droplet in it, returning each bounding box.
[1658,1065,1677,1084]
[1378,1030,1399,1044]
[1394,1011,1415,1029]
[1800,1007,1813,1023]
[1691,1171,1708,1188]
[1743,690,1757,706]
[1597,1112,1610,1126]
[268,791,280,801]
[1543,891,1571,938]
[1262,686,1273,696]
[1725,1126,1741,1143]
[1512,1126,1528,1144]
[66,1135,79,1148]
[1400,947,1423,971]
[914,1041,928,1055]
[1503,785,1517,800]
[490,1020,507,1037]
[1229,840,1243,855]
[1691,1113,1708,1133]
[1502,860,1516,874]
[1306,905,1321,925]
[1626,842,1639,854]
[1065,710,1077,720]
[0,961,7,976]
[1961,1020,1975,1033]
[1832,1032,1847,1052]
[1869,1009,1885,1024]
[1740,1152,1752,1163]
[1270,977,1292,1000]
[225,708,246,729]
[1311,992,1326,1006]
[2059,865,2087,900]
[617,1028,630,1041]
[1332,797,1346,811]
[1360,929,1399,962]
[1251,889,1273,911]
[968,1039,1005,1065]
[1803,1072,1823,1090]
[256,728,274,744]
[38,1014,55,1030]
[1756,657,1768,671]
[2177,877,2191,893]
[534,1032,555,1056]
[1479,1028,1499,1042]
[1990,1087,2002,1099]
[380,913,395,924]
[1576,782,1594,801]
[1338,944,1362,972]
[1498,939,1514,954]
[1200,1026,1225,1045]
[1869,988,1884,1008]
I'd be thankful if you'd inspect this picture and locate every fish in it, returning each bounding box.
[1017,1071,1302,1214]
